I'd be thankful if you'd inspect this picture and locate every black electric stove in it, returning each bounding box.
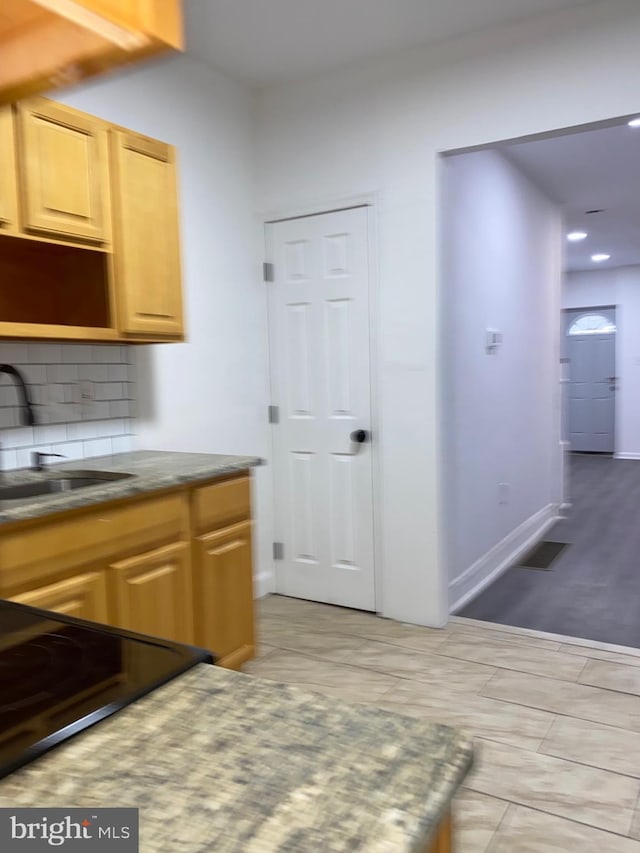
[0,599,213,780]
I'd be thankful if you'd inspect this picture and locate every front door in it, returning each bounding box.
[565,307,616,453]
[267,207,376,610]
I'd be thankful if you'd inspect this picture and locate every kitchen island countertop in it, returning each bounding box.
[0,663,473,852]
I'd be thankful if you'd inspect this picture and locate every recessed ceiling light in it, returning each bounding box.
[591,254,611,262]
[567,231,588,242]
[628,118,640,128]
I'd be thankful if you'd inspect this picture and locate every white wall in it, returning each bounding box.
[564,266,640,459]
[256,0,640,625]
[563,270,616,312]
[59,55,273,593]
[443,150,562,609]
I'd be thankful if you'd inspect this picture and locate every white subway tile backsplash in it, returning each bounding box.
[96,419,125,438]
[0,409,17,429]
[109,400,130,418]
[0,343,29,362]
[46,384,65,404]
[57,404,81,423]
[29,343,62,363]
[29,386,45,407]
[62,345,93,364]
[63,384,81,404]
[0,448,18,471]
[66,420,99,441]
[82,438,113,457]
[94,383,122,401]
[0,343,136,469]
[51,442,86,462]
[21,365,47,384]
[89,401,111,420]
[2,427,35,448]
[111,435,133,455]
[0,387,18,407]
[34,423,68,445]
[92,346,120,364]
[47,364,79,383]
[107,364,128,382]
[79,364,109,382]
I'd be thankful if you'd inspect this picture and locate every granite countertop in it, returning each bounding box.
[0,665,473,852]
[0,450,262,524]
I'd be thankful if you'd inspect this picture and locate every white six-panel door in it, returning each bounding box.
[267,207,376,610]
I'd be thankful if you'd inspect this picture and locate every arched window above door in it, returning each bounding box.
[568,314,616,335]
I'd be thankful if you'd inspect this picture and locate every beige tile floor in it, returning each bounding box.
[246,594,640,852]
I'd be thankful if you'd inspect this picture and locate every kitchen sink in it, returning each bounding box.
[0,470,133,501]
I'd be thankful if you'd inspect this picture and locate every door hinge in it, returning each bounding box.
[268,405,279,424]
[273,542,284,560]
[263,261,274,282]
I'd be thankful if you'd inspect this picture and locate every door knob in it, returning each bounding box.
[350,429,370,444]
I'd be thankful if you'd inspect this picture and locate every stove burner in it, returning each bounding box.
[0,598,212,780]
[0,626,122,731]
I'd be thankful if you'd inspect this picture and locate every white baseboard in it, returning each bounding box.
[254,570,275,599]
[449,503,560,614]
[614,453,640,461]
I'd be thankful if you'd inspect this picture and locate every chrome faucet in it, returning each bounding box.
[0,365,36,426]
[30,451,65,472]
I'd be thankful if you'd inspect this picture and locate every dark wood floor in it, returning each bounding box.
[458,454,640,648]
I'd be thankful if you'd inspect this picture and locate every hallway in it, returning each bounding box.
[459,455,640,647]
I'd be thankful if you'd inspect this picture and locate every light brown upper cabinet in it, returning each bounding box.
[0,96,185,342]
[0,0,184,106]
[110,130,184,336]
[16,98,111,244]
[0,106,18,233]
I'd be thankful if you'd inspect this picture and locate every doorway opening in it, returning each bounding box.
[443,113,640,648]
[564,306,616,455]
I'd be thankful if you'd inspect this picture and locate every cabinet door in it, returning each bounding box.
[109,540,192,644]
[194,520,254,668]
[111,130,184,336]
[0,106,18,233]
[10,571,108,623]
[17,98,110,243]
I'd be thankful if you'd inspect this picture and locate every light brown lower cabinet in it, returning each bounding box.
[425,812,452,853]
[10,570,108,623]
[193,519,255,670]
[3,472,254,669]
[109,540,192,645]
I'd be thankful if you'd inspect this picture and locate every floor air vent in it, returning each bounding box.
[517,541,568,571]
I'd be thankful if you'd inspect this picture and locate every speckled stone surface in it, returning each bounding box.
[0,450,262,524]
[0,665,473,852]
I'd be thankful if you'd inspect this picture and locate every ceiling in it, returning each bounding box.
[502,121,640,272]
[184,0,596,88]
